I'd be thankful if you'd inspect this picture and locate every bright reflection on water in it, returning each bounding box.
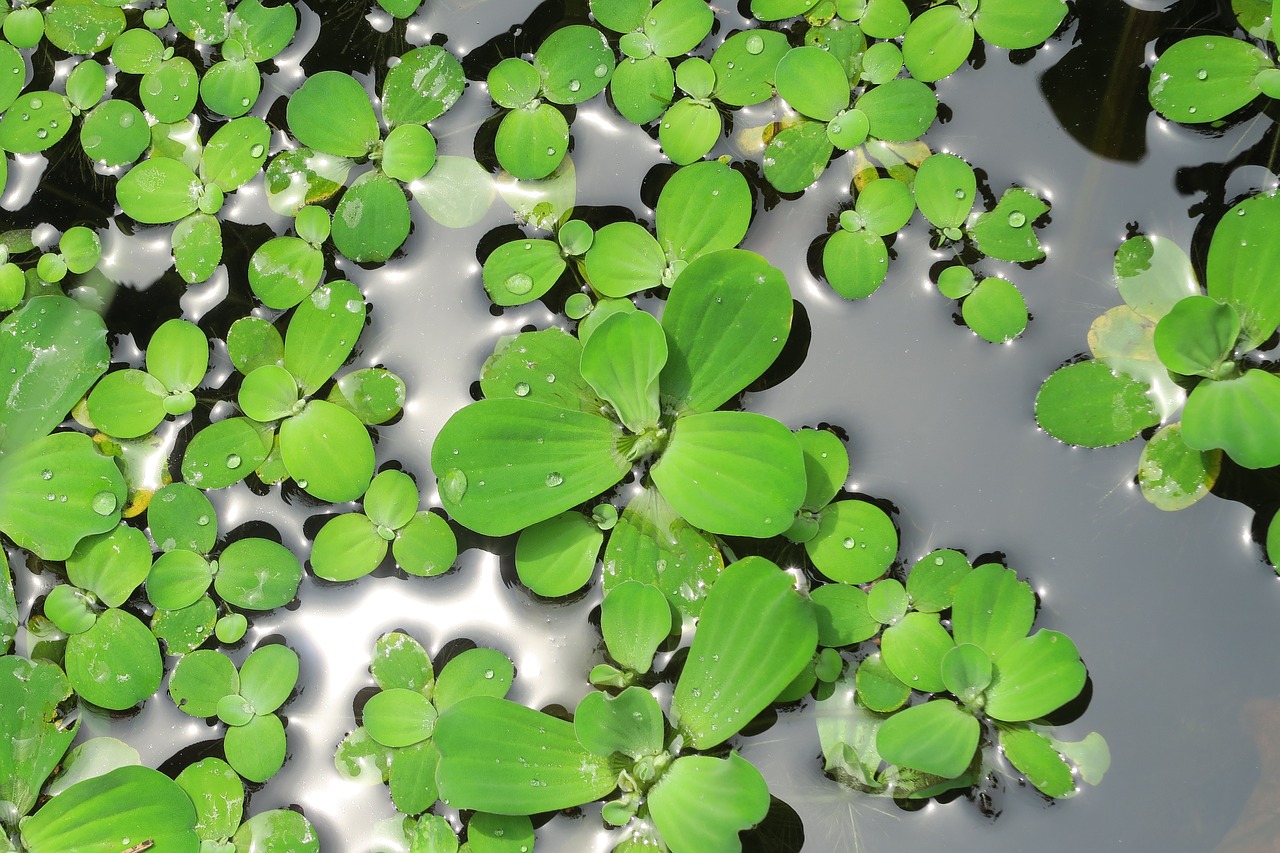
[22,0,1280,850]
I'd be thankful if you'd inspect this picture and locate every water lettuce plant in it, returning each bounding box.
[1036,191,1280,508]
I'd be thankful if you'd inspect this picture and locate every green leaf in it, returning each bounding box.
[44,737,141,799]
[431,399,627,536]
[495,103,570,181]
[412,154,496,226]
[1206,191,1280,350]
[393,511,458,577]
[248,236,325,310]
[810,583,878,646]
[170,649,239,717]
[590,0,649,32]
[45,584,96,635]
[364,688,437,747]
[19,766,198,853]
[0,432,124,561]
[64,608,162,710]
[855,651,910,713]
[1153,295,1240,378]
[657,97,722,166]
[480,328,598,412]
[148,548,213,607]
[362,469,418,531]
[973,0,1067,49]
[581,311,666,432]
[487,58,541,110]
[230,0,298,62]
[482,238,566,306]
[0,295,108,455]
[652,410,805,538]
[657,160,753,263]
[231,809,318,853]
[168,0,229,43]
[383,46,465,127]
[985,630,1086,722]
[1034,359,1158,447]
[535,25,614,105]
[602,485,724,616]
[111,28,165,75]
[265,148,350,216]
[0,656,77,822]
[228,317,284,375]
[117,158,203,225]
[515,511,603,597]
[968,187,1049,262]
[645,0,713,56]
[181,417,269,490]
[855,78,936,141]
[42,0,126,53]
[1149,36,1266,123]
[795,427,848,511]
[805,499,897,584]
[672,557,817,748]
[942,642,995,707]
[389,740,441,816]
[752,0,819,21]
[151,597,216,655]
[87,370,166,439]
[823,228,889,299]
[0,547,15,653]
[763,120,834,193]
[0,42,26,113]
[914,153,976,231]
[853,178,915,237]
[381,124,437,182]
[287,71,379,158]
[876,700,978,779]
[433,648,514,712]
[1000,727,1074,798]
[661,249,792,414]
[200,58,262,119]
[574,687,664,758]
[239,644,298,716]
[881,612,955,693]
[1182,369,1280,469]
[906,549,972,613]
[710,30,791,107]
[141,58,201,124]
[858,41,904,86]
[648,754,770,853]
[371,631,434,694]
[861,0,911,38]
[332,172,411,263]
[1114,234,1200,321]
[67,525,150,607]
[1138,423,1220,511]
[215,537,302,610]
[172,212,223,284]
[145,319,207,396]
[201,116,270,192]
[776,46,850,122]
[80,100,150,167]
[467,813,533,853]
[285,279,365,395]
[224,712,286,783]
[903,5,974,82]
[583,222,666,298]
[176,758,242,843]
[951,564,1035,659]
[601,580,673,673]
[610,56,675,125]
[279,400,375,502]
[962,277,1028,343]
[329,368,406,425]
[434,696,617,813]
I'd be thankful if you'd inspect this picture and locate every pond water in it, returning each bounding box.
[8,0,1280,850]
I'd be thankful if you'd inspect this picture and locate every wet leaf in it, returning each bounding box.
[855,78,936,141]
[141,57,201,124]
[181,417,269,490]
[332,172,411,263]
[823,228,889,299]
[1182,369,1280,469]
[393,512,458,577]
[1034,359,1158,448]
[495,103,569,181]
[371,631,434,694]
[657,160,753,263]
[672,557,816,748]
[610,56,675,125]
[80,100,150,167]
[42,0,127,54]
[1000,726,1075,798]
[170,649,238,718]
[805,499,897,584]
[64,608,162,710]
[67,524,150,607]
[224,712,286,782]
[600,580,673,673]
[311,512,386,582]
[535,25,615,105]
[1206,191,1280,349]
[776,46,850,122]
[763,120,833,193]
[1138,423,1220,511]
[482,238,566,306]
[433,648,514,711]
[648,754,769,852]
[914,152,976,231]
[286,280,365,395]
[117,158,203,225]
[986,630,1086,722]
[288,71,379,158]
[175,758,242,843]
[951,563,1035,660]
[0,656,77,821]
[383,46,465,127]
[968,187,1049,262]
[711,30,790,107]
[876,699,978,779]
[657,97,721,165]
[201,58,262,118]
[903,5,974,82]
[881,612,954,693]
[215,537,302,610]
[1150,35,1266,123]
[248,236,325,310]
[962,277,1028,343]
[906,549,972,613]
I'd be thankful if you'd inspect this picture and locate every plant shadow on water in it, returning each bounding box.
[4,0,1280,851]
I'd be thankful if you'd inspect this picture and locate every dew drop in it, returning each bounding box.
[514,381,531,397]
[1188,106,1198,114]
[226,453,242,469]
[1007,211,1027,227]
[954,188,966,198]
[29,97,42,109]
[545,472,564,487]
[241,97,252,107]
[250,143,265,158]
[505,272,533,295]
[119,113,134,128]
[934,556,945,565]
[483,669,495,679]
[196,515,210,526]
[745,34,765,55]
[40,469,52,480]
[568,79,581,92]
[593,63,609,78]
[545,373,556,383]
[545,146,556,156]
[441,468,468,503]
[91,491,117,516]
[1196,68,1208,80]
[842,537,856,549]
[35,128,47,139]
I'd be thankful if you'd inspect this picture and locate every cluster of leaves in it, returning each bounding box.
[1036,192,1280,512]
[1148,0,1280,124]
[0,0,1119,849]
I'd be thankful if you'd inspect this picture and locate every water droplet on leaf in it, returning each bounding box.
[441,468,468,504]
[545,472,564,487]
[505,272,533,295]
[91,491,117,516]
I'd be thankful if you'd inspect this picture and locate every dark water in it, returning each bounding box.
[10,0,1280,850]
